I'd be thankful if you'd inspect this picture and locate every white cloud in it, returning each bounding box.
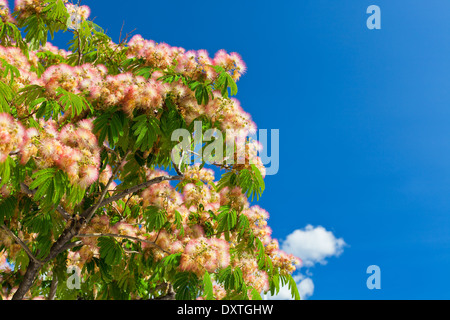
[281,224,346,267]
[297,276,315,300]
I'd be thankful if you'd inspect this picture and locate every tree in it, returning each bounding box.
[0,0,301,300]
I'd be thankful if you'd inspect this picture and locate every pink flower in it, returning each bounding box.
[78,165,99,188]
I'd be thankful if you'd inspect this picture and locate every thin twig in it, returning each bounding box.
[103,145,119,159]
[58,240,83,253]
[1,225,42,265]
[8,150,20,156]
[186,149,233,170]
[118,21,125,44]
[75,29,83,65]
[82,150,131,223]
[172,153,183,176]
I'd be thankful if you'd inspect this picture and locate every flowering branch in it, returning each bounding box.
[76,233,169,254]
[88,174,184,214]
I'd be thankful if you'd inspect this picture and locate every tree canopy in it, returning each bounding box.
[0,0,301,300]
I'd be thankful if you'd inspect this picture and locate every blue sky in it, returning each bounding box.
[11,0,450,299]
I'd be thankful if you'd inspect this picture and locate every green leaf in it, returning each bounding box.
[0,196,16,225]
[94,257,113,282]
[203,271,214,300]
[94,108,128,148]
[56,87,91,117]
[287,275,300,300]
[132,114,160,151]
[29,169,69,205]
[0,57,20,85]
[35,232,52,259]
[144,206,167,231]
[17,84,46,106]
[98,237,123,266]
[251,288,263,300]
[0,156,14,186]
[135,66,153,79]
[216,171,237,192]
[173,272,200,300]
[0,81,13,113]
[216,205,237,236]
[226,73,238,96]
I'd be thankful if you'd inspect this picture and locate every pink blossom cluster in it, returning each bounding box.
[0,45,39,89]
[36,60,257,135]
[243,205,272,245]
[0,114,101,188]
[170,87,256,131]
[219,186,250,212]
[182,164,215,184]
[39,63,167,115]
[74,215,140,263]
[141,169,184,222]
[127,35,247,82]
[125,35,256,132]
[0,113,37,163]
[65,2,90,29]
[14,0,55,19]
[40,63,107,97]
[266,239,302,274]
[179,237,230,275]
[36,118,101,188]
[14,0,82,22]
[98,164,112,185]
[1,45,257,141]
[0,250,10,270]
[0,228,13,248]
[183,182,220,212]
[223,137,266,177]
[0,0,14,22]
[232,255,270,293]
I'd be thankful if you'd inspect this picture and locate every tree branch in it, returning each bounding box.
[88,174,183,214]
[82,150,131,224]
[11,259,41,300]
[0,225,42,265]
[48,273,58,300]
